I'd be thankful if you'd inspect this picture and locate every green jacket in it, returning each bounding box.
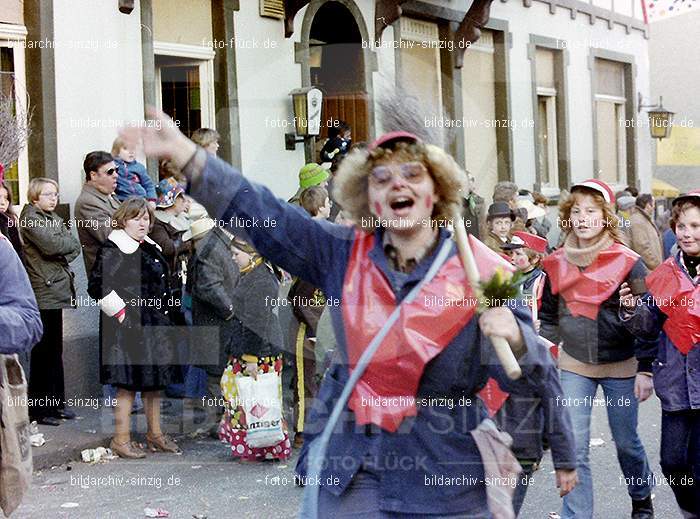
[20,204,81,309]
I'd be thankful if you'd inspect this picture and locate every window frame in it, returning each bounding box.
[528,36,570,199]
[536,88,559,189]
[0,23,29,206]
[590,51,638,191]
[153,41,216,132]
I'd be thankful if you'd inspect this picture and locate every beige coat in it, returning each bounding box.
[483,231,508,255]
[629,206,663,270]
[74,184,121,275]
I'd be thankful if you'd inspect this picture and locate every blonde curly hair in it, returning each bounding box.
[332,140,468,231]
[559,189,625,244]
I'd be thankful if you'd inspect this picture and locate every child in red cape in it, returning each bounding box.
[620,190,700,518]
[539,179,656,519]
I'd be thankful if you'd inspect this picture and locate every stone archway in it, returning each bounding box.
[295,0,376,159]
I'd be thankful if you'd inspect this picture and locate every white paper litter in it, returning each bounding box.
[81,447,116,463]
[30,433,45,447]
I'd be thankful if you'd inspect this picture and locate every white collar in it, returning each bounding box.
[108,229,160,254]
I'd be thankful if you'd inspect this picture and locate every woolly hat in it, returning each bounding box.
[156,178,185,209]
[368,131,419,151]
[298,163,330,190]
[571,179,616,205]
[616,195,636,211]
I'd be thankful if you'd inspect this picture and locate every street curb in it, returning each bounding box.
[32,433,112,471]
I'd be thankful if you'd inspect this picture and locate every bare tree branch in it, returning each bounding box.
[0,89,32,170]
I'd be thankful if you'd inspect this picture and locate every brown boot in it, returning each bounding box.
[110,438,146,459]
[293,433,304,449]
[146,433,182,454]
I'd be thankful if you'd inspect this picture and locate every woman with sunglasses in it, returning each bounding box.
[20,178,81,426]
[122,110,575,518]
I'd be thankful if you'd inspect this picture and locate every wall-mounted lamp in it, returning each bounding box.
[285,87,323,151]
[638,94,675,141]
[118,0,135,14]
[309,39,324,68]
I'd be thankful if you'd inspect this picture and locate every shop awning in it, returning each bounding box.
[652,178,681,198]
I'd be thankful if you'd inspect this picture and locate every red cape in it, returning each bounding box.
[542,243,639,320]
[646,257,700,355]
[342,232,513,432]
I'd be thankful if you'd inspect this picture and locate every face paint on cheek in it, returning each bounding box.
[373,201,382,217]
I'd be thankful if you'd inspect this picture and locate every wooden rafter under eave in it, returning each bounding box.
[453,0,495,68]
[375,0,409,42]
[283,0,310,37]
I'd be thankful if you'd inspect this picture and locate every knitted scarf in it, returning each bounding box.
[563,232,615,268]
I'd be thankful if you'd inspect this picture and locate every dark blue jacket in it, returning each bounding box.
[540,257,656,372]
[0,235,42,353]
[114,158,156,201]
[188,152,575,515]
[662,228,676,260]
[494,336,575,469]
[622,251,700,412]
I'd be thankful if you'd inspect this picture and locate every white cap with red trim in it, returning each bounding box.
[571,179,616,205]
[672,189,700,207]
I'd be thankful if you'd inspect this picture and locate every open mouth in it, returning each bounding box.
[389,196,415,215]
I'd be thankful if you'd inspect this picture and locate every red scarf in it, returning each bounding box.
[646,257,700,355]
[542,243,639,320]
[342,231,512,432]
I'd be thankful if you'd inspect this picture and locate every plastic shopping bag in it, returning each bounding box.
[234,372,285,448]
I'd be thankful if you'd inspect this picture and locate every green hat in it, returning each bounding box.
[298,163,330,190]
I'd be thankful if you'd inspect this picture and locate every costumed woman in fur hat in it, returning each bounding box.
[121,107,577,518]
[620,190,700,518]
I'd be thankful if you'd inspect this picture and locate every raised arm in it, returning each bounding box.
[120,109,354,290]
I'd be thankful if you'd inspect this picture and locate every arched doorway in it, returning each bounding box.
[301,1,372,158]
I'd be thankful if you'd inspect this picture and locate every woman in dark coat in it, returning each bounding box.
[20,178,81,425]
[88,197,183,458]
[218,238,290,461]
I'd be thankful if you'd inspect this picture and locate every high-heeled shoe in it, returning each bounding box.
[110,438,146,459]
[145,433,182,454]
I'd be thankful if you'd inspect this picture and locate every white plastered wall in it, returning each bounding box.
[52,0,145,208]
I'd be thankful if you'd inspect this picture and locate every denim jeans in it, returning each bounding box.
[512,463,536,516]
[560,371,653,519]
[660,409,700,515]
